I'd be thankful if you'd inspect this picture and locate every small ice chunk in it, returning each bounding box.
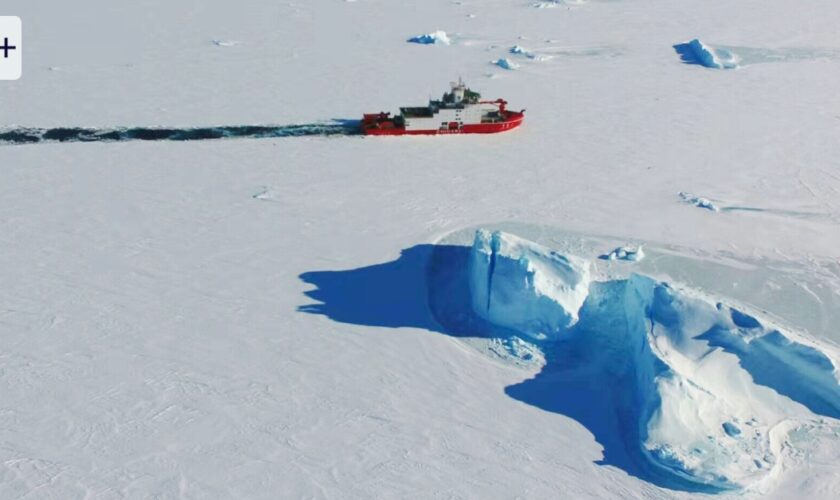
[695,198,717,211]
[489,336,545,365]
[722,422,742,437]
[604,245,645,262]
[509,45,549,61]
[679,39,739,69]
[492,58,520,70]
[534,0,587,7]
[407,31,451,45]
[679,192,720,212]
[212,39,242,47]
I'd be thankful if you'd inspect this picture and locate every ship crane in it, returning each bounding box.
[481,99,509,112]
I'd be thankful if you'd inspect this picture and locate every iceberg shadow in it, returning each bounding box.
[299,245,452,334]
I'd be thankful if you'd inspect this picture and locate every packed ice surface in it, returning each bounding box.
[461,231,840,491]
[676,39,740,69]
[407,30,451,45]
[469,230,591,340]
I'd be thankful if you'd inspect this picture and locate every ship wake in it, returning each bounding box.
[0,121,362,146]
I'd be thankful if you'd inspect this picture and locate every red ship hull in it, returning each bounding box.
[362,111,525,136]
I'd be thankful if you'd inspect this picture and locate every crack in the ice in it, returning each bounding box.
[486,233,501,313]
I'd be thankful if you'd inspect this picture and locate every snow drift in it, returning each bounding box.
[435,231,840,492]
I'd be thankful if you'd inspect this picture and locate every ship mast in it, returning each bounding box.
[450,77,466,103]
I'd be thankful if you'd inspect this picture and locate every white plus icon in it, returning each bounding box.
[0,16,21,80]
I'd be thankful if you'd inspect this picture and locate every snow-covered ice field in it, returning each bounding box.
[2,0,840,498]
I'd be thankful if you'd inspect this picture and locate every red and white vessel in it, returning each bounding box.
[362,80,525,136]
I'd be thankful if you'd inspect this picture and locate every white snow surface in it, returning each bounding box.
[3,0,840,498]
[469,230,591,339]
